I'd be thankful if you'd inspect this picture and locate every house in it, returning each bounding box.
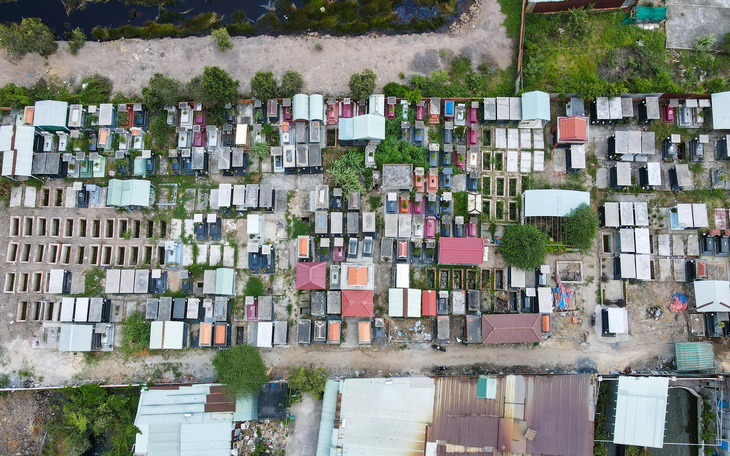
[106,179,152,208]
[341,290,374,317]
[438,237,484,265]
[552,116,588,147]
[520,91,550,128]
[481,314,542,343]
[296,262,327,289]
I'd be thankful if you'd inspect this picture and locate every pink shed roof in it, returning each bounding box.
[296,262,327,289]
[481,314,542,344]
[438,237,484,265]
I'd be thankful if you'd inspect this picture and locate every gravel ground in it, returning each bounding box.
[0,0,513,95]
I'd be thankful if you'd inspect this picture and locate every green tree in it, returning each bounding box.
[500,224,547,270]
[0,83,31,108]
[383,82,409,98]
[68,27,85,55]
[187,66,239,108]
[120,311,150,356]
[143,73,184,111]
[563,203,599,252]
[212,345,269,398]
[251,142,270,160]
[245,276,264,297]
[326,150,370,194]
[211,27,232,51]
[76,75,113,105]
[250,71,277,101]
[279,70,304,97]
[0,18,58,61]
[288,366,329,399]
[349,69,377,100]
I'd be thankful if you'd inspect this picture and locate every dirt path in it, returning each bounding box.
[0,0,512,95]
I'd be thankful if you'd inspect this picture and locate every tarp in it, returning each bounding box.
[623,6,667,24]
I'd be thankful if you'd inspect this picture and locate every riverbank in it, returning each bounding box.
[0,0,513,96]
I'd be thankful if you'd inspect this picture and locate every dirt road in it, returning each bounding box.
[0,0,512,95]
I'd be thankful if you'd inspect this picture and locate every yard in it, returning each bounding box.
[521,8,730,97]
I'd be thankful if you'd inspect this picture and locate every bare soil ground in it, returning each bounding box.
[0,391,51,456]
[0,0,512,95]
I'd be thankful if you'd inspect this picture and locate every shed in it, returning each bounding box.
[613,376,669,448]
[309,94,324,121]
[555,116,588,144]
[675,342,715,371]
[395,263,410,288]
[338,114,385,141]
[522,189,590,218]
[422,290,437,316]
[0,125,35,177]
[107,179,152,207]
[711,91,730,130]
[604,202,619,228]
[520,91,550,126]
[149,321,186,349]
[293,94,309,122]
[605,307,629,334]
[297,319,312,345]
[58,324,94,352]
[693,280,730,312]
[33,100,69,131]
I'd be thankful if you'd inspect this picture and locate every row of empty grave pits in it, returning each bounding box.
[5,242,169,270]
[8,216,169,240]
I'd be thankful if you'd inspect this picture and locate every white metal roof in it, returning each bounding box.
[407,288,421,317]
[606,307,628,334]
[634,202,649,227]
[523,189,590,218]
[396,264,410,289]
[613,376,669,448]
[692,203,709,228]
[634,228,651,254]
[604,202,619,228]
[150,321,185,349]
[619,253,636,279]
[256,321,273,348]
[538,287,553,314]
[619,201,634,226]
[388,288,404,317]
[58,324,93,352]
[620,229,635,253]
[635,254,651,281]
[694,280,730,312]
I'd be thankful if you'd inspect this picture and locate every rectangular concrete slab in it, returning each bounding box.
[183,245,194,266]
[196,244,208,264]
[223,246,235,267]
[210,245,222,266]
[170,219,182,240]
[9,187,22,207]
[64,187,75,208]
[23,186,36,207]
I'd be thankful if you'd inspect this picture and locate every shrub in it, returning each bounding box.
[563,203,599,252]
[279,70,304,97]
[213,345,269,398]
[142,73,184,110]
[500,224,548,270]
[326,150,370,194]
[68,27,86,55]
[383,82,409,98]
[244,276,264,297]
[76,75,113,106]
[695,33,716,52]
[0,18,58,60]
[120,311,150,356]
[349,69,377,101]
[288,366,329,399]
[251,142,270,160]
[0,83,31,108]
[211,27,232,51]
[250,71,277,101]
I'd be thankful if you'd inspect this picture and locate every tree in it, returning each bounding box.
[245,276,264,297]
[68,27,85,55]
[212,345,269,398]
[211,27,232,52]
[349,69,377,100]
[187,66,239,108]
[288,366,329,399]
[76,75,112,105]
[326,150,370,194]
[0,83,31,108]
[279,70,304,97]
[0,18,58,61]
[251,142,270,161]
[142,73,184,111]
[250,71,277,101]
[500,225,547,270]
[563,203,599,252]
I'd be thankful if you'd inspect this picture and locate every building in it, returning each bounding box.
[612,376,669,448]
[552,116,588,147]
[438,237,484,265]
[338,114,385,142]
[481,314,542,344]
[1,125,37,179]
[296,262,327,289]
[107,179,153,208]
[149,321,187,349]
[674,342,715,371]
[341,290,374,317]
[33,100,69,132]
[712,91,730,130]
[520,91,550,128]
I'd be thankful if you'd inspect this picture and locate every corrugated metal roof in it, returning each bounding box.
[712,91,730,130]
[315,380,340,456]
[107,179,151,207]
[521,91,550,121]
[523,189,590,218]
[675,342,715,371]
[481,314,541,344]
[58,324,93,351]
[613,376,668,448]
[438,237,484,265]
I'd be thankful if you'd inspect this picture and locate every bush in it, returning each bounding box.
[245,276,264,297]
[187,66,239,107]
[120,311,150,356]
[383,82,409,98]
[326,150,370,194]
[211,27,232,51]
[68,27,86,55]
[0,18,58,60]
[563,203,599,252]
[142,73,184,111]
[0,83,31,108]
[250,71,277,101]
[251,142,270,160]
[500,224,548,270]
[288,366,329,399]
[375,137,429,168]
[349,69,377,101]
[212,345,269,398]
[76,75,113,105]
[279,70,304,97]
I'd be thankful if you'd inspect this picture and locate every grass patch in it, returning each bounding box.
[82,267,104,297]
[120,311,151,357]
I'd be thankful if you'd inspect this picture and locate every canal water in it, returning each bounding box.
[0,0,269,35]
